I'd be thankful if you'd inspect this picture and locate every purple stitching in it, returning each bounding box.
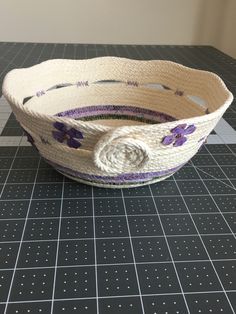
[127,81,138,87]
[175,89,184,96]
[76,81,89,87]
[46,158,184,183]
[36,90,45,97]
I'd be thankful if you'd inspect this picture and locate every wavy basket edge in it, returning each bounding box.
[1,57,234,188]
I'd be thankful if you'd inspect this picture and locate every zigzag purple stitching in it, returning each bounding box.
[175,89,184,96]
[76,81,89,87]
[36,90,45,97]
[127,80,139,87]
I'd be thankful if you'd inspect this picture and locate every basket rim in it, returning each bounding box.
[2,56,234,132]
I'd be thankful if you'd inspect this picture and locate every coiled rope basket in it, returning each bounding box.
[2,57,233,188]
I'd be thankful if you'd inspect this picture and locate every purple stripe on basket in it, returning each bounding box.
[58,109,169,123]
[45,159,184,183]
[56,105,175,122]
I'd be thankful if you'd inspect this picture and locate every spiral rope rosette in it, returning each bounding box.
[2,57,233,188]
[93,132,151,174]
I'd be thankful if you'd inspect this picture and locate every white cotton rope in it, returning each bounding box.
[2,57,233,188]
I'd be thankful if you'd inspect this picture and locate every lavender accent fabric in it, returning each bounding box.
[45,159,184,183]
[56,105,176,123]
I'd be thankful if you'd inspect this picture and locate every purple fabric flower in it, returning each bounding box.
[162,124,196,147]
[52,122,83,149]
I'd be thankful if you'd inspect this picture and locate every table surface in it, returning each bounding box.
[0,43,236,314]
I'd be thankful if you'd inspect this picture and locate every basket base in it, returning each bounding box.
[58,170,174,189]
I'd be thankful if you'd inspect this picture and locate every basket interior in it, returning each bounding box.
[5,58,231,128]
[22,80,208,127]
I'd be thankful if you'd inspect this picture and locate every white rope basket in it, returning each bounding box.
[2,57,233,188]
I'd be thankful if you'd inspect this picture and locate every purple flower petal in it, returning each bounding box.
[171,124,187,135]
[184,124,196,134]
[67,128,83,139]
[173,136,187,147]
[67,137,81,148]
[53,122,67,132]
[52,131,65,143]
[162,135,175,145]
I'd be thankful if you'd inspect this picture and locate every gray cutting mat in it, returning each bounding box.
[0,43,236,314]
